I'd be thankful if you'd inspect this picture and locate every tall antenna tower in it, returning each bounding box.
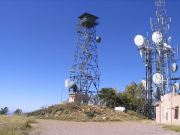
[134,0,179,118]
[150,0,173,96]
[65,13,101,104]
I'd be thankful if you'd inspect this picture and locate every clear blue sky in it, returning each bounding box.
[0,0,180,112]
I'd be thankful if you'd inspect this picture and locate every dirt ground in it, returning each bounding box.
[29,119,180,135]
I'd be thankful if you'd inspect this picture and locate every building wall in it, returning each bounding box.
[156,93,180,125]
[69,93,75,102]
[68,93,89,104]
[172,95,180,125]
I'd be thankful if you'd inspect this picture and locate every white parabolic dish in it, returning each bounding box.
[152,31,163,44]
[68,81,76,89]
[153,73,163,85]
[163,43,172,50]
[174,82,180,91]
[65,79,75,88]
[171,63,178,73]
[96,36,101,43]
[134,35,144,47]
[141,80,146,89]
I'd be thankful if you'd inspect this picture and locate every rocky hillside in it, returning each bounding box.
[28,103,145,122]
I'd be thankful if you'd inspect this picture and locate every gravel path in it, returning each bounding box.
[30,119,180,135]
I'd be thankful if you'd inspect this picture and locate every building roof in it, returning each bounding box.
[79,13,98,20]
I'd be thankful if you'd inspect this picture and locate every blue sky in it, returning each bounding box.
[0,0,180,112]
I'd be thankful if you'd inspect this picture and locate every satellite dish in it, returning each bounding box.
[65,80,78,92]
[173,82,180,91]
[153,73,163,86]
[152,31,163,44]
[134,35,145,47]
[163,43,168,48]
[163,43,172,50]
[167,45,172,49]
[168,36,172,43]
[171,63,178,73]
[68,81,75,89]
[141,80,146,89]
[64,79,74,87]
[96,36,101,43]
[70,83,78,92]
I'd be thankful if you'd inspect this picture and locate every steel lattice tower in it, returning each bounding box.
[150,0,173,96]
[134,0,179,118]
[145,47,153,118]
[69,13,100,101]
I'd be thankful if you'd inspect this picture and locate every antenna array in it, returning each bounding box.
[134,0,179,118]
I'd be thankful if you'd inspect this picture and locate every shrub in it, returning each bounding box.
[0,107,9,115]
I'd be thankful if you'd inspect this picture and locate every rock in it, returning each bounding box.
[102,117,106,120]
[54,111,62,118]
[45,114,49,118]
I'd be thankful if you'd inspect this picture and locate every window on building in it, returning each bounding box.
[166,112,168,121]
[175,106,179,119]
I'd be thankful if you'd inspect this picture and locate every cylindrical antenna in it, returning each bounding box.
[177,44,179,58]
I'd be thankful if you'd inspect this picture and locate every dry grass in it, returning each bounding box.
[163,125,180,132]
[0,115,35,135]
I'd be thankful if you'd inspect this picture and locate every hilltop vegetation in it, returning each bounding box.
[98,82,147,115]
[28,103,145,122]
[28,82,147,122]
